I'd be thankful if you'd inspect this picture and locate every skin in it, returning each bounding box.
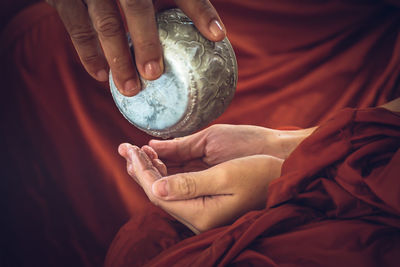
[46,0,226,96]
[118,124,316,234]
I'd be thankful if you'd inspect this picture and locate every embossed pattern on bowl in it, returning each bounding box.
[110,8,238,138]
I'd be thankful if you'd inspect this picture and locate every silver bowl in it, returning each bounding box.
[109,8,237,138]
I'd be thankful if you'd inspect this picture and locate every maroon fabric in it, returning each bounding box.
[105,107,400,267]
[1,1,399,266]
[211,0,400,127]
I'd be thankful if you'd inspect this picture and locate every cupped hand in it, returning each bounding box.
[118,143,283,234]
[46,0,226,96]
[149,124,316,167]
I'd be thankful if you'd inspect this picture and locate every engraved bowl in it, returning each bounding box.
[109,8,237,138]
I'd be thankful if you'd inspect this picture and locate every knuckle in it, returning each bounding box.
[206,124,220,136]
[178,175,196,197]
[124,0,153,14]
[70,28,97,45]
[127,166,135,177]
[110,55,133,72]
[133,40,160,54]
[203,156,215,166]
[81,53,101,65]
[94,14,123,37]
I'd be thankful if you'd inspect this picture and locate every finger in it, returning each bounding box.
[119,0,164,80]
[118,142,133,159]
[130,147,162,190]
[141,145,158,160]
[148,128,209,161]
[175,0,226,42]
[118,143,138,180]
[141,145,168,176]
[151,165,229,200]
[153,158,168,176]
[52,0,109,82]
[86,0,140,96]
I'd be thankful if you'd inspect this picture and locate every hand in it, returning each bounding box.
[118,143,283,234]
[149,124,316,167]
[46,0,226,96]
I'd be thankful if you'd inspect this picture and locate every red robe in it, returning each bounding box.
[1,1,399,266]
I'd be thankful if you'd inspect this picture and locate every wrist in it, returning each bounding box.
[263,127,317,159]
[280,127,317,158]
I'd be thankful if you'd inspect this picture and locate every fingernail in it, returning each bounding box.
[152,179,168,197]
[144,60,162,79]
[209,19,225,39]
[96,69,108,82]
[124,79,139,95]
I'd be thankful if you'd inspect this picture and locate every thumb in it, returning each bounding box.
[151,167,228,200]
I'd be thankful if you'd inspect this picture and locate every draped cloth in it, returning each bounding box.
[1,1,399,266]
[104,107,400,267]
